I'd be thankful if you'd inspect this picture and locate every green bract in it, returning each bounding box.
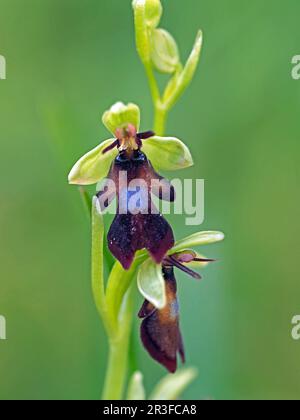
[137,258,166,309]
[143,136,193,171]
[68,139,118,185]
[150,29,180,74]
[164,31,203,109]
[102,102,140,134]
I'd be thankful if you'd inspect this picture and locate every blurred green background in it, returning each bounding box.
[0,0,299,400]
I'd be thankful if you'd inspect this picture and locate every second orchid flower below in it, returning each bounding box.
[137,234,223,372]
[139,251,215,373]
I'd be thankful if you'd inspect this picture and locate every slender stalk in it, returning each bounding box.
[102,338,129,400]
[91,198,116,337]
[145,64,160,104]
[154,105,167,136]
[144,63,168,136]
[102,287,134,400]
[79,186,92,219]
[92,198,129,400]
[105,253,146,332]
[102,256,147,399]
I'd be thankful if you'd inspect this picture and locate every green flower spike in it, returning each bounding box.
[68,102,193,185]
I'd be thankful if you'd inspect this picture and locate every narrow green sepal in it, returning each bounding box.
[142,136,194,171]
[68,139,117,185]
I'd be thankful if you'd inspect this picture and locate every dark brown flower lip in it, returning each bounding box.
[97,148,175,270]
[108,213,175,270]
[139,266,184,373]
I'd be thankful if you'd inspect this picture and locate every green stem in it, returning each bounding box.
[91,198,116,337]
[102,339,129,400]
[145,63,160,103]
[79,186,92,219]
[102,287,134,400]
[144,63,168,136]
[154,104,167,137]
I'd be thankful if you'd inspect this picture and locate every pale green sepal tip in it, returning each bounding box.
[68,138,117,185]
[149,367,198,400]
[142,136,194,171]
[102,102,141,134]
[183,29,203,82]
[137,258,166,310]
[127,371,146,401]
[171,231,225,254]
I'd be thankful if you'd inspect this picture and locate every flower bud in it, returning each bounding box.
[133,0,162,28]
[145,0,162,28]
[150,28,180,74]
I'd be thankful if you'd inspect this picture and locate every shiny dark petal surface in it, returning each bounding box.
[139,267,185,373]
[108,213,174,270]
[104,150,175,269]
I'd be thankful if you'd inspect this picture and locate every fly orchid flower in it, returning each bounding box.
[137,231,224,372]
[68,102,193,269]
